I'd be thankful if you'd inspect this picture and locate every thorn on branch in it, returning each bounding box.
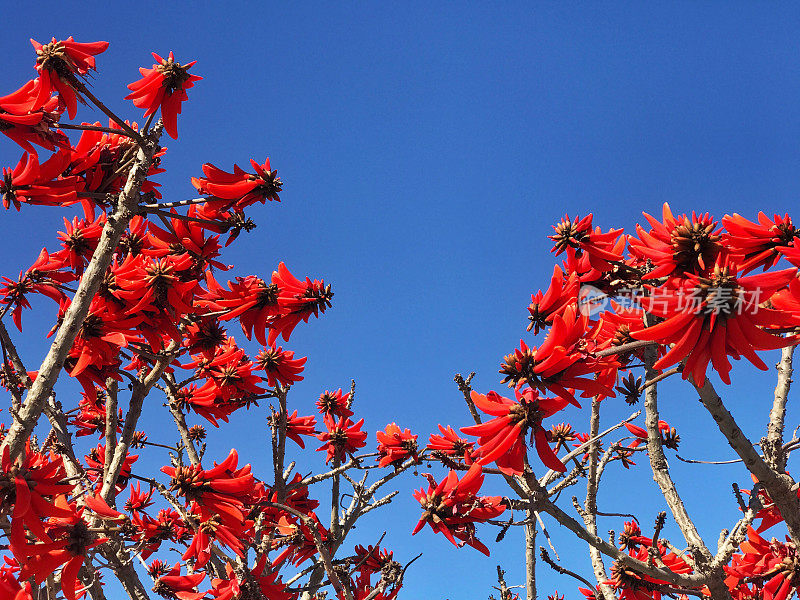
[495,513,515,543]
[732,483,747,512]
[647,512,667,567]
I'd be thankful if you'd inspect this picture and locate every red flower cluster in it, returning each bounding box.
[725,528,800,600]
[377,423,420,468]
[126,52,202,139]
[412,464,505,555]
[162,450,257,567]
[317,415,368,464]
[0,36,424,600]
[201,262,332,347]
[31,37,109,119]
[462,388,569,475]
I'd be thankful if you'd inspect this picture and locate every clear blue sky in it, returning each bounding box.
[2,3,800,598]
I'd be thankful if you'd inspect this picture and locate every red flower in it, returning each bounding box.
[632,260,798,385]
[0,248,69,331]
[549,214,625,272]
[412,464,505,555]
[1,150,79,211]
[741,477,800,534]
[144,208,226,271]
[31,37,109,119]
[624,421,680,450]
[607,543,692,600]
[84,444,138,493]
[591,302,648,365]
[500,305,618,406]
[113,253,200,319]
[0,80,67,155]
[161,449,256,527]
[250,554,297,600]
[270,262,334,345]
[725,527,800,600]
[548,422,577,454]
[270,513,329,566]
[353,544,395,576]
[71,390,121,438]
[53,212,106,275]
[376,423,419,467]
[722,212,799,273]
[201,272,282,346]
[629,203,722,279]
[0,445,72,544]
[0,560,33,600]
[125,482,155,513]
[151,563,206,600]
[182,501,252,567]
[12,496,107,600]
[64,297,141,377]
[618,520,653,551]
[283,410,318,448]
[579,586,605,600]
[126,52,202,139]
[132,509,188,559]
[427,424,474,463]
[461,388,569,475]
[182,317,228,359]
[192,158,282,212]
[316,388,353,418]
[69,119,164,201]
[527,265,579,334]
[209,562,242,600]
[316,415,367,463]
[572,432,602,462]
[255,345,307,388]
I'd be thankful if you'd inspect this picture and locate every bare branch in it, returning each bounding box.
[455,372,480,424]
[694,376,800,544]
[643,344,710,565]
[101,341,177,503]
[766,344,794,471]
[540,547,596,589]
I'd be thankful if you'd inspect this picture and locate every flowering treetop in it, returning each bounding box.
[0,34,799,600]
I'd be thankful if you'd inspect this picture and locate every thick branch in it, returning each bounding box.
[525,509,537,600]
[164,374,201,465]
[766,344,794,471]
[643,345,709,564]
[102,379,119,486]
[694,377,800,544]
[1,129,161,462]
[101,342,176,503]
[330,454,341,541]
[524,474,710,588]
[582,398,616,600]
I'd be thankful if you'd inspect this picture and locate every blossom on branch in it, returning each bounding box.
[412,464,505,555]
[126,52,202,139]
[461,388,569,475]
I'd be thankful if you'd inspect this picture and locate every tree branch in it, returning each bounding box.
[766,344,794,471]
[643,345,710,564]
[1,127,162,462]
[694,376,800,544]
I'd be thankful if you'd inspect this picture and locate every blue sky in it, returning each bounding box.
[2,3,800,598]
